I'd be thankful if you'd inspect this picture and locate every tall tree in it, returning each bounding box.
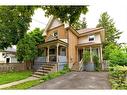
[16,28,44,62]
[42,6,88,25]
[72,17,87,30]
[96,12,122,59]
[97,12,122,45]
[0,6,35,49]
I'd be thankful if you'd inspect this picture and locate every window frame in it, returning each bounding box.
[88,35,95,42]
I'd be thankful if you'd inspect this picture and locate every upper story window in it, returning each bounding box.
[89,35,95,41]
[53,31,58,38]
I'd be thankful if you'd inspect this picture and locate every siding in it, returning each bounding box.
[67,29,78,68]
[78,32,101,44]
[45,25,67,42]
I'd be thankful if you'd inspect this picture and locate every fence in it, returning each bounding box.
[0,63,27,72]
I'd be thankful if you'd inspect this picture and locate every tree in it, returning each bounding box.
[96,12,122,59]
[42,6,88,25]
[72,17,87,30]
[97,12,122,45]
[16,28,44,63]
[0,6,35,49]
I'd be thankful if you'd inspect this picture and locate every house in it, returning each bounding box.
[0,47,18,63]
[37,16,105,71]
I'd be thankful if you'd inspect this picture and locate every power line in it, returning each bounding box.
[32,18,47,25]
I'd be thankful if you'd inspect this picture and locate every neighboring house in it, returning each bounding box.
[37,16,105,71]
[0,47,18,63]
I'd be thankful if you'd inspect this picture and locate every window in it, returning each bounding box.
[89,35,95,41]
[53,31,58,37]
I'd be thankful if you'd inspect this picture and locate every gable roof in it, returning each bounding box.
[43,16,63,36]
[77,27,103,34]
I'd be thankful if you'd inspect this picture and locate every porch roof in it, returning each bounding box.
[77,42,102,48]
[37,39,68,48]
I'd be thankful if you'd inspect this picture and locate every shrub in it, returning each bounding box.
[93,55,101,71]
[83,50,90,64]
[109,65,127,89]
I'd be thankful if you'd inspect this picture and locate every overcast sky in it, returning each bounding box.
[29,0,127,43]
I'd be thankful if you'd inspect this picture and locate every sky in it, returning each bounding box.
[29,0,127,43]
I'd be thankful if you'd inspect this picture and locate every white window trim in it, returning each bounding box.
[88,35,95,42]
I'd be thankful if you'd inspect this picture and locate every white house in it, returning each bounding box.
[0,47,18,63]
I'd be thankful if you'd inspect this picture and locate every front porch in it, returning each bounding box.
[77,43,103,71]
[35,39,68,71]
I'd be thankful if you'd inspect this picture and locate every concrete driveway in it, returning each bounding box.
[30,72,111,89]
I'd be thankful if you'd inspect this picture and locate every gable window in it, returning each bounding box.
[89,35,95,41]
[53,31,58,38]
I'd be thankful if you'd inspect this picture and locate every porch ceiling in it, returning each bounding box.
[38,39,68,48]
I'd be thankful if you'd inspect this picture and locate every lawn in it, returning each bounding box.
[3,80,42,90]
[0,71,32,85]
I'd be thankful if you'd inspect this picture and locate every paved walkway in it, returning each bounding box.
[30,72,111,89]
[0,77,38,89]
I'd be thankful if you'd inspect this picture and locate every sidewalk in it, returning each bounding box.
[0,77,38,89]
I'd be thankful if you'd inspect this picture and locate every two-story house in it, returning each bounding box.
[37,16,105,71]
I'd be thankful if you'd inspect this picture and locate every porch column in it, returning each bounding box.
[100,45,104,70]
[98,47,101,63]
[90,46,93,63]
[56,43,59,63]
[47,46,49,63]
[100,45,103,62]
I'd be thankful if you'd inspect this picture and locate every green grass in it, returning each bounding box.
[2,65,70,89]
[3,80,43,90]
[0,71,32,85]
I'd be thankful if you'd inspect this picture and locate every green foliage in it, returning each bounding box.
[72,17,87,30]
[3,79,41,89]
[97,12,122,60]
[0,6,35,49]
[93,55,100,71]
[0,71,32,85]
[16,28,44,62]
[83,50,90,64]
[109,66,127,89]
[106,44,127,66]
[42,6,88,25]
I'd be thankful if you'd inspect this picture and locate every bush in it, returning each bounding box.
[93,55,101,71]
[83,50,90,64]
[109,65,127,89]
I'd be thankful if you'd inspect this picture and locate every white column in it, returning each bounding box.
[47,46,49,63]
[90,46,93,63]
[100,45,103,63]
[56,43,59,63]
[98,47,101,63]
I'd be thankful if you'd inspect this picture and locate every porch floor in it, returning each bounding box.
[30,72,111,89]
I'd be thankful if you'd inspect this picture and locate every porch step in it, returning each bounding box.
[37,69,50,73]
[39,66,54,69]
[32,74,42,78]
[32,63,57,78]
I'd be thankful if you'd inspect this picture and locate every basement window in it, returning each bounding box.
[89,35,95,41]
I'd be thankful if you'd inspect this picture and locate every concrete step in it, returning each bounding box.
[37,69,50,73]
[32,74,42,78]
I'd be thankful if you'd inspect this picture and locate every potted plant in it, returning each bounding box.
[83,50,95,71]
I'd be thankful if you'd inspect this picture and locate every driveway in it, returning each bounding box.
[30,72,111,89]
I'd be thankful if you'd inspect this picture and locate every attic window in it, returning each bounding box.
[53,31,58,37]
[89,35,95,41]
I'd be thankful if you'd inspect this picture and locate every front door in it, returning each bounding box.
[49,48,56,62]
[78,49,83,62]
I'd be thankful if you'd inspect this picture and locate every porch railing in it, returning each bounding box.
[79,58,84,71]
